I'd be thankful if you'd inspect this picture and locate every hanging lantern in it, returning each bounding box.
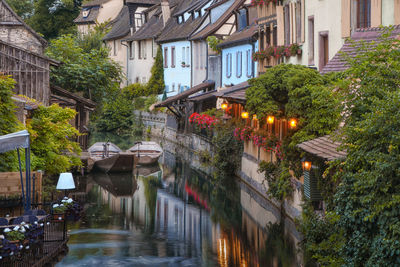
[267,115,275,124]
[252,114,257,120]
[301,158,312,171]
[241,111,249,119]
[289,118,297,129]
[221,102,228,110]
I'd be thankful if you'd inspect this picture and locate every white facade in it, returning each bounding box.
[127,39,157,84]
[106,39,128,81]
[191,40,208,86]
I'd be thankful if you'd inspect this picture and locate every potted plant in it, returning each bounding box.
[181,61,186,67]
[3,226,25,246]
[52,204,67,221]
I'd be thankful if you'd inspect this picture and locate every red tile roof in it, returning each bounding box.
[321,25,400,74]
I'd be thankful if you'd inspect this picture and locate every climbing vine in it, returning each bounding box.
[245,64,341,200]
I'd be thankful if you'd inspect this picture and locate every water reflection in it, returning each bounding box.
[57,155,301,266]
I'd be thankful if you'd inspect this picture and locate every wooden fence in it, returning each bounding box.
[0,171,43,203]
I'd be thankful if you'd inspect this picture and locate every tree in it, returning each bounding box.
[27,0,82,40]
[6,0,34,19]
[0,75,19,172]
[27,104,82,175]
[333,30,400,266]
[45,33,123,104]
[300,28,400,266]
[147,46,165,95]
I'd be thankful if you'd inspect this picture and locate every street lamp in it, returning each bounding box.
[56,173,75,196]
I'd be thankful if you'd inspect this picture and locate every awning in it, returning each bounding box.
[216,81,250,104]
[297,135,347,161]
[188,90,217,102]
[0,130,30,153]
[155,80,215,108]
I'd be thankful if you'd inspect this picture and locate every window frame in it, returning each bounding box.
[226,53,232,78]
[246,49,252,78]
[308,16,314,65]
[171,46,176,68]
[356,0,371,28]
[164,47,168,68]
[236,51,242,78]
[129,41,135,59]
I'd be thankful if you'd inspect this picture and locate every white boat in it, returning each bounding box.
[88,142,135,173]
[128,141,163,165]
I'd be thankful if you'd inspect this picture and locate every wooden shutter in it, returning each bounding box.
[395,0,400,25]
[303,169,323,201]
[371,0,382,27]
[341,0,351,38]
[276,6,285,46]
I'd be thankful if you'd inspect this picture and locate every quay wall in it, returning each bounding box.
[135,110,304,221]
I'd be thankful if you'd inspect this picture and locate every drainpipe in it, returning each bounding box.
[205,40,209,80]
[121,40,129,86]
[190,41,193,87]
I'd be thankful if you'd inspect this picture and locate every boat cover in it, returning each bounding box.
[129,141,162,152]
[0,130,30,153]
[88,142,122,153]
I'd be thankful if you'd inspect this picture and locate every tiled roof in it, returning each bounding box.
[297,135,347,161]
[155,81,215,107]
[215,81,250,103]
[82,0,109,7]
[188,89,217,101]
[156,0,209,43]
[218,24,257,48]
[127,12,163,41]
[321,25,400,74]
[103,6,130,41]
[74,6,100,24]
[190,0,245,40]
[126,0,159,4]
[173,0,209,16]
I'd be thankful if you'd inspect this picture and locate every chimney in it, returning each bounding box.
[161,0,171,26]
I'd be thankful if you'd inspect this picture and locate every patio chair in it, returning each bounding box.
[0,218,8,226]
[11,215,38,225]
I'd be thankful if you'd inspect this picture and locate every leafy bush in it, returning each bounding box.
[207,36,222,54]
[0,75,19,172]
[27,104,82,175]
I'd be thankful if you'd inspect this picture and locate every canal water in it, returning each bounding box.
[56,138,302,267]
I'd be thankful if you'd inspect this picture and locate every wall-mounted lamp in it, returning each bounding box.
[221,102,228,110]
[301,158,312,172]
[241,111,249,119]
[289,118,297,129]
[267,115,275,124]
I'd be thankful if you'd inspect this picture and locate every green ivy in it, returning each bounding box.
[0,75,19,172]
[207,36,222,54]
[246,64,341,199]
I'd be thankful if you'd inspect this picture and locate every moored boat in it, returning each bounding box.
[128,141,163,165]
[88,142,135,173]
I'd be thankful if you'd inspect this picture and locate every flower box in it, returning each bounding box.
[52,213,65,222]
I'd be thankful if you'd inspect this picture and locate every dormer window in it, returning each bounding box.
[198,10,201,17]
[178,16,183,24]
[82,8,90,18]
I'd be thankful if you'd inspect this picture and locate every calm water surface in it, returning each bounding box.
[57,139,302,267]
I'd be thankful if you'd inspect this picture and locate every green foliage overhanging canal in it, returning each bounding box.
[298,28,400,266]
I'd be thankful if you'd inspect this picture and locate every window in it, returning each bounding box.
[226,53,232,78]
[172,83,175,92]
[182,47,186,65]
[171,46,176,68]
[356,0,371,28]
[129,41,134,59]
[138,41,142,59]
[284,5,290,46]
[152,39,157,58]
[82,8,90,18]
[135,13,143,30]
[273,25,277,46]
[178,83,181,93]
[266,26,271,47]
[296,2,302,42]
[186,47,190,66]
[143,41,147,59]
[246,49,252,77]
[319,31,329,69]
[237,9,248,31]
[142,77,146,83]
[308,16,314,65]
[113,40,117,56]
[236,51,242,78]
[164,47,168,67]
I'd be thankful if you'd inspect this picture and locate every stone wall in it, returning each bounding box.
[138,110,303,220]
